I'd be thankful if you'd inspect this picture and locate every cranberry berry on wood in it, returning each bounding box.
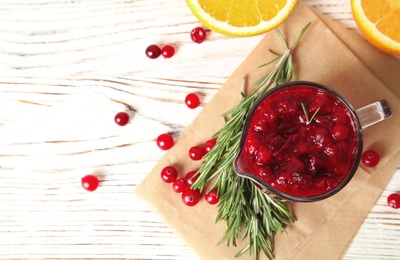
[81,175,99,192]
[156,133,174,150]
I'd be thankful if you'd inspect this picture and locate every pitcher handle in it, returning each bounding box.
[355,100,392,130]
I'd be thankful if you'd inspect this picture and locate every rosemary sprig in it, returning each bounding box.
[192,23,311,259]
[301,102,320,125]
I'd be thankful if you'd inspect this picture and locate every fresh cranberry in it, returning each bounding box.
[361,149,380,167]
[81,175,99,192]
[156,133,174,150]
[161,45,175,58]
[188,146,205,160]
[190,27,207,43]
[145,44,161,59]
[114,112,130,126]
[185,93,200,109]
[172,179,187,193]
[185,170,199,187]
[387,193,400,209]
[205,189,219,205]
[204,138,217,153]
[182,188,201,206]
[160,166,178,183]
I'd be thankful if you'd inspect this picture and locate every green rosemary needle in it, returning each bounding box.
[301,102,321,125]
[191,23,311,259]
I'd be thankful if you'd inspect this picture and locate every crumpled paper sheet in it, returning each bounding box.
[136,1,400,259]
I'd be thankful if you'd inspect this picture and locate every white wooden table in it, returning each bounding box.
[0,0,399,259]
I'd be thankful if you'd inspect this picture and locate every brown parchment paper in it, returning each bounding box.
[136,1,400,259]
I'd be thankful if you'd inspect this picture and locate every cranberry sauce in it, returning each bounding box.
[241,84,360,198]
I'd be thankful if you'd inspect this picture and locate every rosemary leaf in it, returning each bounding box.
[193,23,311,259]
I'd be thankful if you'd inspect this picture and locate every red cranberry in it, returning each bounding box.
[312,126,332,148]
[145,44,161,59]
[81,175,99,192]
[190,27,207,43]
[181,188,201,206]
[324,143,338,157]
[161,45,175,58]
[310,96,333,114]
[188,146,205,160]
[205,189,219,205]
[204,138,217,153]
[114,112,130,126]
[331,124,349,141]
[277,101,296,115]
[185,93,200,109]
[332,110,349,123]
[156,133,174,150]
[160,166,178,183]
[307,156,324,175]
[172,179,187,193]
[361,149,380,167]
[315,176,338,191]
[387,193,400,209]
[254,119,268,133]
[255,146,272,165]
[185,171,199,187]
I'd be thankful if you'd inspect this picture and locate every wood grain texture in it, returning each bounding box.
[0,0,399,259]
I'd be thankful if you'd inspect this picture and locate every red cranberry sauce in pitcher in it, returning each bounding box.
[243,85,359,197]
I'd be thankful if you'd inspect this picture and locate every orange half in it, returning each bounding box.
[185,0,298,36]
[351,0,400,55]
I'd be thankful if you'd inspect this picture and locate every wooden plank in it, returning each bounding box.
[0,0,398,259]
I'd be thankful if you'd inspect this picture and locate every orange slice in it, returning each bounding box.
[351,0,400,55]
[185,0,298,36]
